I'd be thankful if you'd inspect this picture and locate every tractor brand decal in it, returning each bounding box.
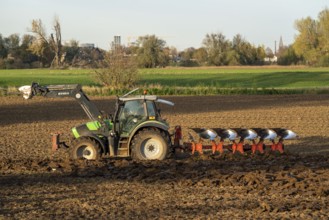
[57,92,70,96]
[149,116,155,120]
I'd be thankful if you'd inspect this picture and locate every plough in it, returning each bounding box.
[173,126,298,155]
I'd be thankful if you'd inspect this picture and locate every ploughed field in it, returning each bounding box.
[0,95,329,219]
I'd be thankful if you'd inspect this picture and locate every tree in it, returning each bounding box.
[169,46,178,59]
[277,45,300,65]
[4,34,20,54]
[29,19,52,66]
[232,34,256,65]
[0,34,8,58]
[293,16,319,65]
[136,35,168,68]
[94,48,138,89]
[180,47,194,61]
[63,39,80,65]
[176,47,198,67]
[49,16,63,67]
[29,16,63,68]
[202,33,230,66]
[316,8,329,66]
[19,34,38,65]
[252,46,266,65]
[0,33,38,69]
[318,9,329,54]
[3,34,22,68]
[193,47,208,65]
[225,49,240,66]
[292,8,329,66]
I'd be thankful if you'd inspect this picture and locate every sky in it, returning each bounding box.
[0,0,328,51]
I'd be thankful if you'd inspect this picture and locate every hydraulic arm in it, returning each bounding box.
[19,82,103,122]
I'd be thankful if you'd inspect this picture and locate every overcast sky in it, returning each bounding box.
[1,0,328,51]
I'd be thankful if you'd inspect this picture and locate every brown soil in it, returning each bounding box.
[1,95,329,219]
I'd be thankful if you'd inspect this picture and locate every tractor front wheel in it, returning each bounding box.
[132,129,169,160]
[71,137,101,160]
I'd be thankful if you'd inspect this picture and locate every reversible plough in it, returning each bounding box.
[173,126,298,155]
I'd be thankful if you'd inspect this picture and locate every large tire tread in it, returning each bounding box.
[71,137,101,160]
[131,128,170,160]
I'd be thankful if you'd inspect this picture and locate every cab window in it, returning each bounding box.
[120,100,146,119]
[146,101,156,117]
[119,100,146,133]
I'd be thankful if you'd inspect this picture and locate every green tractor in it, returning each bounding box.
[19,83,174,160]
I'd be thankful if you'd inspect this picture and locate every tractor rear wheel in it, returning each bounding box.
[131,129,169,160]
[71,137,101,160]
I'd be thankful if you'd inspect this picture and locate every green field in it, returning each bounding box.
[1,67,329,95]
[139,67,329,88]
[0,69,94,87]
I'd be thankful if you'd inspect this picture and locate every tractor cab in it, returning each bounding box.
[109,95,174,159]
[114,95,172,136]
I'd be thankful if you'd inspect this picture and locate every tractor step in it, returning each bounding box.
[117,138,129,156]
[117,147,129,156]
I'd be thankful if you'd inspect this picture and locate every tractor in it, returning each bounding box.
[19,83,298,160]
[19,83,174,160]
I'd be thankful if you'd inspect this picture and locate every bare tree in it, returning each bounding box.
[29,16,63,68]
[49,16,63,68]
[94,48,139,89]
[29,19,49,60]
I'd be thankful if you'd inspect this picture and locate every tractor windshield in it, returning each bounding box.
[123,100,146,117]
[119,100,147,133]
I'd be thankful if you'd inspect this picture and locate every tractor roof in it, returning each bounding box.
[119,95,174,106]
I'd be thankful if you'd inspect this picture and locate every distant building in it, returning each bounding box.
[80,43,95,48]
[114,36,121,45]
[264,37,285,63]
[264,56,277,63]
[111,36,121,50]
[279,36,284,51]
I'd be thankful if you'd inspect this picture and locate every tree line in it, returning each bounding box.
[0,8,328,69]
